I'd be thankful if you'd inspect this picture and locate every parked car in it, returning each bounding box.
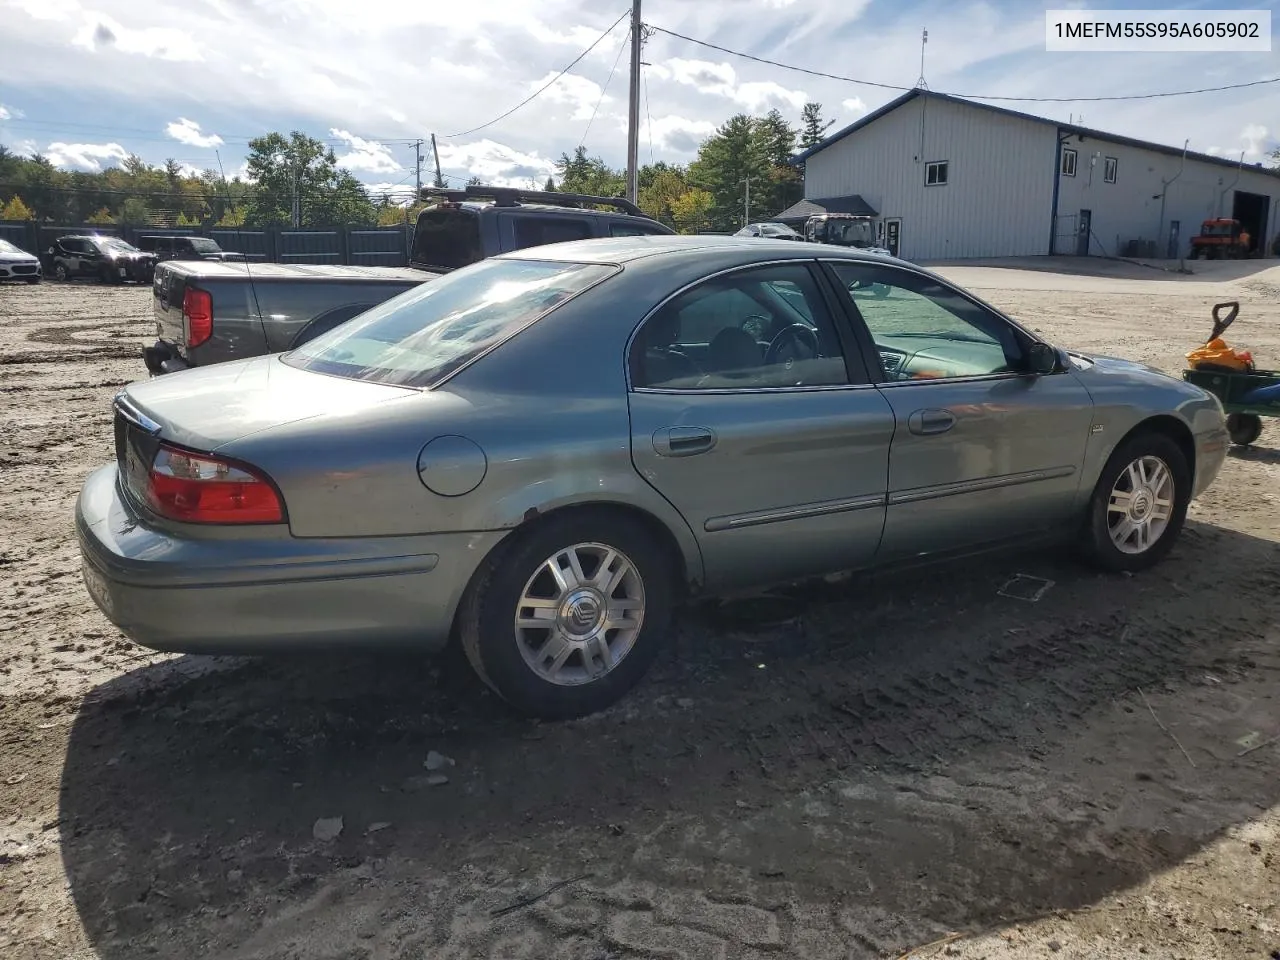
[734,222,803,240]
[47,235,158,284]
[145,263,428,374]
[143,186,674,376]
[136,234,249,263]
[77,236,1229,720]
[0,238,42,283]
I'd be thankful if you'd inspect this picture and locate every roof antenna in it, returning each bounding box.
[915,28,929,90]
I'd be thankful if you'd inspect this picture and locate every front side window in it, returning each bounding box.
[827,262,1025,381]
[629,262,852,391]
[283,257,616,388]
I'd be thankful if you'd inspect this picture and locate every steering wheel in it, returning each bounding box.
[739,314,771,341]
[765,323,819,364]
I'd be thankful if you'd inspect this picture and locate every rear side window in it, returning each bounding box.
[283,257,617,388]
[412,208,484,269]
[511,216,592,249]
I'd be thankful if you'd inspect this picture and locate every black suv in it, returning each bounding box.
[47,235,158,284]
[410,186,674,271]
[136,234,248,263]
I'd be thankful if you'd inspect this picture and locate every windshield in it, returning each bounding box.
[282,257,617,388]
[1201,222,1236,236]
[829,220,876,246]
[411,206,483,269]
[99,237,139,253]
[189,237,220,253]
[0,239,27,256]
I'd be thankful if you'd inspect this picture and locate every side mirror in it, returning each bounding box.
[1027,342,1058,375]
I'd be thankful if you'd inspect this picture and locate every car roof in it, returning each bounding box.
[491,234,901,267]
[443,201,654,221]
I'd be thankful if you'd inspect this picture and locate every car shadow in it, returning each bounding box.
[1229,441,1280,465]
[57,519,1280,957]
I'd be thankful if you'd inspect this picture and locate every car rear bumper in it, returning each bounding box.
[75,464,503,654]
[143,340,191,376]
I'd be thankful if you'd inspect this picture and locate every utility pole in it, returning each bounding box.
[739,176,754,227]
[414,138,423,197]
[430,134,444,188]
[625,0,642,203]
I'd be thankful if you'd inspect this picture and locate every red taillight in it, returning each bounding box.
[145,443,283,524]
[183,288,213,348]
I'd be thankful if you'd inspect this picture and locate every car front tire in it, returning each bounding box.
[54,262,69,281]
[1080,431,1190,573]
[459,510,675,719]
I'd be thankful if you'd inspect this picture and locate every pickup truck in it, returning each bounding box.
[144,262,429,375]
[144,186,673,375]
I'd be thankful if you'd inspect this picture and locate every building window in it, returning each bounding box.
[1061,148,1078,177]
[925,161,948,186]
[1103,156,1118,183]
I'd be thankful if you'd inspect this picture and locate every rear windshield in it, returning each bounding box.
[282,257,616,388]
[412,207,483,269]
[187,238,221,253]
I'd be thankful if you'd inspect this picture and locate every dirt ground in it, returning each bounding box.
[1,257,1278,960]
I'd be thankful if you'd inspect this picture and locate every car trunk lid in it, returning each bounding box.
[115,355,417,456]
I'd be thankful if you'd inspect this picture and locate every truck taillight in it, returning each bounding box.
[146,443,283,524]
[183,288,213,348]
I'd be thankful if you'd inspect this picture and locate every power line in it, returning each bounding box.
[580,23,632,150]
[445,8,630,138]
[647,24,1280,102]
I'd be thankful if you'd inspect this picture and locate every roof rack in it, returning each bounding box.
[419,185,646,218]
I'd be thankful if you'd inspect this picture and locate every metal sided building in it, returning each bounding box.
[789,89,1280,262]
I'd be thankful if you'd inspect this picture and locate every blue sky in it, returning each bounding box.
[0,0,1275,199]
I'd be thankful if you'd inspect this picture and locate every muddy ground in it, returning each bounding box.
[1,258,1278,960]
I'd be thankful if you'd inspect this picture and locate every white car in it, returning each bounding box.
[0,238,41,283]
[734,222,803,241]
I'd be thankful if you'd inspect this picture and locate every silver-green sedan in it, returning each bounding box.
[76,236,1230,718]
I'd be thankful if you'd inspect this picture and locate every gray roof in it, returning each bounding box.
[773,195,878,222]
[792,89,1280,179]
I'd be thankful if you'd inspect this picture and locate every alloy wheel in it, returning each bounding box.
[514,542,645,686]
[1107,454,1175,555]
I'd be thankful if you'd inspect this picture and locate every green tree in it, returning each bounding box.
[543,177,556,192]
[1,195,35,220]
[466,175,484,186]
[310,170,377,226]
[688,114,768,228]
[799,102,835,149]
[86,206,116,224]
[669,188,714,233]
[638,164,691,224]
[244,130,341,227]
[118,198,150,224]
[554,146,625,198]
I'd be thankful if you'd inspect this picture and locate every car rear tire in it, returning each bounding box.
[1226,413,1263,447]
[1080,431,1190,573]
[458,510,674,719]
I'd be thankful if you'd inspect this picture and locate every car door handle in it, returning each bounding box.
[652,426,716,457]
[908,408,956,436]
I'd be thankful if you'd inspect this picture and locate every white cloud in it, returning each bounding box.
[641,115,717,154]
[44,141,129,172]
[528,71,610,122]
[841,97,868,117]
[0,104,24,121]
[330,128,404,174]
[72,13,202,61]
[665,58,807,112]
[435,138,557,187]
[1206,124,1273,161]
[165,117,223,148]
